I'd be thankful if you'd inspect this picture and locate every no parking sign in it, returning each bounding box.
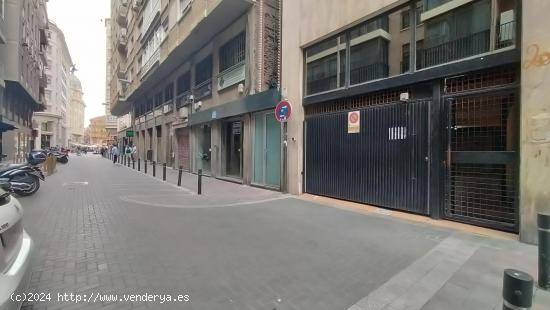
[275,100,292,123]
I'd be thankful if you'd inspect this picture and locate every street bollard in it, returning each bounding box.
[177,166,183,187]
[539,213,550,290]
[132,159,135,169]
[198,169,202,195]
[138,158,141,171]
[502,269,533,310]
[144,160,148,174]
[124,156,127,166]
[153,161,156,177]
[162,163,166,181]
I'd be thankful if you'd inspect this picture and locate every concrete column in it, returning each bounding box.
[520,0,550,244]
[242,114,252,184]
[281,0,304,195]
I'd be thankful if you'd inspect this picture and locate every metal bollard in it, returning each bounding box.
[197,169,202,195]
[132,159,135,169]
[138,158,141,171]
[144,160,148,174]
[162,163,166,181]
[153,161,156,177]
[539,213,550,290]
[502,269,533,310]
[177,166,183,187]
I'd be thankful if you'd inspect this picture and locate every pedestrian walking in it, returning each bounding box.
[131,144,137,162]
[111,145,119,164]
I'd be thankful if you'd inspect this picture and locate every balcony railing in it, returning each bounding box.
[141,48,160,79]
[193,79,212,101]
[417,29,490,70]
[175,91,191,109]
[496,21,516,49]
[350,62,389,85]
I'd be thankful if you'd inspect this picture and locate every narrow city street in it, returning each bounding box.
[15,155,547,310]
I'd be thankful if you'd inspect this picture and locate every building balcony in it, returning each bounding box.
[117,4,129,27]
[117,29,128,54]
[141,47,160,79]
[111,0,252,118]
[417,29,491,70]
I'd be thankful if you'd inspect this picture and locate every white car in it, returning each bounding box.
[0,188,33,310]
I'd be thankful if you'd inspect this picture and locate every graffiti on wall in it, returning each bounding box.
[524,44,550,69]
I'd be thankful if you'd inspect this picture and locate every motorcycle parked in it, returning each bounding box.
[51,152,69,164]
[0,164,45,196]
[28,149,48,166]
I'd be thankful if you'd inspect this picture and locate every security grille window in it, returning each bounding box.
[218,32,246,90]
[418,0,491,69]
[305,35,346,95]
[146,99,154,112]
[219,32,246,72]
[194,56,212,100]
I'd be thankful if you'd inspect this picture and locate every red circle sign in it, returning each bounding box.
[349,111,359,123]
[275,100,292,122]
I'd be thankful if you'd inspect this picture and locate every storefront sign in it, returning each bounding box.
[348,111,360,134]
[126,130,134,137]
[275,100,292,122]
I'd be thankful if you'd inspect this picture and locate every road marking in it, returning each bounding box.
[118,195,291,209]
[62,181,89,186]
[348,233,480,310]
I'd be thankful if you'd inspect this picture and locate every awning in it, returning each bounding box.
[188,88,280,126]
[0,116,17,133]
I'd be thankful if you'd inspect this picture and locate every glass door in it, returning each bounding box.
[253,111,281,189]
[223,120,242,178]
[195,124,211,175]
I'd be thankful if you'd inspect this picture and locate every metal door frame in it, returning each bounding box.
[441,86,519,232]
[251,110,282,190]
[304,99,431,214]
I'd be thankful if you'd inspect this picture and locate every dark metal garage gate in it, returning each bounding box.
[305,100,430,214]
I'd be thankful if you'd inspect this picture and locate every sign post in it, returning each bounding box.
[275,100,292,193]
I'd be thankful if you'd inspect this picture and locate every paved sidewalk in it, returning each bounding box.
[17,154,549,310]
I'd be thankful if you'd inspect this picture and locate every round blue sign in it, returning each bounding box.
[275,100,292,123]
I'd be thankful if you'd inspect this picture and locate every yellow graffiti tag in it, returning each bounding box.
[524,44,550,69]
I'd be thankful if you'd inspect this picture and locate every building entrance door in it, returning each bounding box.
[253,111,281,189]
[195,124,211,175]
[223,120,243,179]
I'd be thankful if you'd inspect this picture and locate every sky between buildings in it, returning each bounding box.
[47,0,110,126]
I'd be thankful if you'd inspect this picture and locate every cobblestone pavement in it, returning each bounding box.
[16,154,545,310]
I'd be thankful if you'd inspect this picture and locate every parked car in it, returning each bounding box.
[0,188,33,310]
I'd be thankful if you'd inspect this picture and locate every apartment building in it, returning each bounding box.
[68,73,85,144]
[33,21,73,149]
[0,0,49,162]
[109,0,281,189]
[282,0,550,243]
[104,18,118,146]
[88,115,109,146]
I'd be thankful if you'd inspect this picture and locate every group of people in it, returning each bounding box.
[110,144,137,164]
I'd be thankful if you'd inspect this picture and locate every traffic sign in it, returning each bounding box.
[275,100,292,123]
[348,111,360,133]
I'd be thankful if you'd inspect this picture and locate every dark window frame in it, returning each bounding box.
[177,72,191,96]
[219,32,246,72]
